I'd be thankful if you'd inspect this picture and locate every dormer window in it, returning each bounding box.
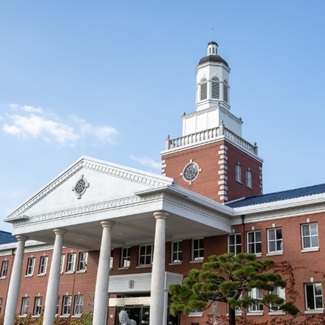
[212,76,220,99]
[200,78,207,100]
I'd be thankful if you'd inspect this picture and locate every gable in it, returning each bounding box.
[6,156,174,221]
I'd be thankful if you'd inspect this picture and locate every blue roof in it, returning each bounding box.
[0,231,17,244]
[226,183,325,208]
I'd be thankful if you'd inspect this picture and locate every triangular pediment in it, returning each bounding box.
[6,156,174,222]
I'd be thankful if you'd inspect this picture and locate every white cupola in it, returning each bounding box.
[195,41,231,112]
[182,42,243,137]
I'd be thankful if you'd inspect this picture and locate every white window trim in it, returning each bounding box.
[305,282,323,312]
[301,223,319,251]
[228,233,242,255]
[25,257,35,277]
[170,241,183,264]
[191,238,204,262]
[137,244,154,267]
[267,228,283,255]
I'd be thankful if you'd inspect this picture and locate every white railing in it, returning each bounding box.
[165,124,258,155]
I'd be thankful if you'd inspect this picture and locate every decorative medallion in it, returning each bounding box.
[129,279,135,289]
[180,160,201,185]
[72,174,89,199]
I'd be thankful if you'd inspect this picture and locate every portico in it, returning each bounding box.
[4,156,233,325]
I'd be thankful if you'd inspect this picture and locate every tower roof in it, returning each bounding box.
[198,41,229,68]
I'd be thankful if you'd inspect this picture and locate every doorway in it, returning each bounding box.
[115,306,150,325]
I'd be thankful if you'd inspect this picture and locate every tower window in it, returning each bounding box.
[235,163,242,183]
[223,80,229,103]
[212,76,220,99]
[246,169,252,188]
[200,78,207,100]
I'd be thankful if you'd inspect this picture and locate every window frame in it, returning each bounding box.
[62,295,72,316]
[248,288,263,314]
[171,241,183,263]
[0,297,2,313]
[33,296,43,316]
[20,296,30,315]
[228,233,242,255]
[247,231,262,256]
[0,260,9,278]
[267,228,283,255]
[192,238,204,261]
[246,169,252,188]
[235,163,242,183]
[200,78,208,100]
[212,76,220,99]
[301,223,319,251]
[223,79,229,103]
[73,294,84,316]
[38,256,48,275]
[25,257,35,276]
[138,244,154,266]
[269,286,285,313]
[66,253,76,273]
[77,252,88,272]
[120,247,131,268]
[305,283,323,311]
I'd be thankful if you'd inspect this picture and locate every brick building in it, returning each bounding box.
[1,42,325,325]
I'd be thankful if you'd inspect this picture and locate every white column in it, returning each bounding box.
[4,234,28,325]
[43,229,66,325]
[150,211,168,325]
[93,220,115,325]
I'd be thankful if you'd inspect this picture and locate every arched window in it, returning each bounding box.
[223,80,229,103]
[212,76,220,99]
[200,78,207,100]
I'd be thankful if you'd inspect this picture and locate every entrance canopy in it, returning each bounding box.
[5,157,234,250]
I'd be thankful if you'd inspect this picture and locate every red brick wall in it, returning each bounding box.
[162,140,262,203]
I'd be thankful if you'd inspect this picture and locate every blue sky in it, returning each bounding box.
[1,1,325,232]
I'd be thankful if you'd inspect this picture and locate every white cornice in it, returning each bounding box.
[230,193,325,225]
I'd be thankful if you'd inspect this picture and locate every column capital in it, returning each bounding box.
[100,220,115,228]
[153,211,169,220]
[15,234,28,242]
[53,228,67,236]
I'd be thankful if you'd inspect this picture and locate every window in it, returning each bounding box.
[21,297,30,315]
[0,297,2,313]
[228,233,242,255]
[62,295,72,316]
[110,255,114,269]
[248,288,263,313]
[235,164,242,183]
[246,169,252,188]
[223,80,229,103]
[60,255,65,274]
[305,283,323,311]
[77,252,88,271]
[200,78,207,100]
[38,256,48,275]
[171,241,183,263]
[138,244,154,266]
[26,257,35,276]
[212,76,220,99]
[66,253,76,272]
[267,228,283,254]
[33,296,42,316]
[302,223,319,250]
[0,260,9,278]
[120,247,130,268]
[269,287,285,312]
[74,295,84,315]
[192,238,204,261]
[247,231,261,255]
[56,297,60,315]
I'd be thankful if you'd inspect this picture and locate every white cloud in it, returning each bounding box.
[130,155,161,169]
[2,104,118,145]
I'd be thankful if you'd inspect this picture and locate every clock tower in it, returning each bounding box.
[161,41,263,203]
